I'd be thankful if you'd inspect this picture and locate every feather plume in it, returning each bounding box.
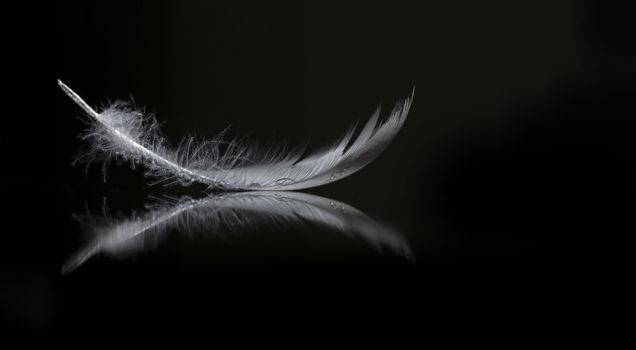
[58,80,413,190]
[62,191,413,274]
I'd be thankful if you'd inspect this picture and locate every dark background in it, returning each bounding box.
[1,0,635,344]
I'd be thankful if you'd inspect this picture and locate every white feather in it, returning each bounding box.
[61,191,413,274]
[59,80,413,190]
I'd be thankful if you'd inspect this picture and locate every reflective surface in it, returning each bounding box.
[3,0,635,345]
[62,191,413,274]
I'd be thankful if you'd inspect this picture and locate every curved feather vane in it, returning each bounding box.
[62,191,413,274]
[59,80,413,190]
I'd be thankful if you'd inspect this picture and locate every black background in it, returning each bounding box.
[2,0,635,345]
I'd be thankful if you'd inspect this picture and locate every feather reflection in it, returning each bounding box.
[62,191,412,274]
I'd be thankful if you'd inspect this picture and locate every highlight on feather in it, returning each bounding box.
[61,191,413,274]
[58,80,413,191]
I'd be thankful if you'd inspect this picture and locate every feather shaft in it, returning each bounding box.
[58,80,223,186]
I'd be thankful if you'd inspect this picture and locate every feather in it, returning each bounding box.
[58,80,413,191]
[61,191,413,274]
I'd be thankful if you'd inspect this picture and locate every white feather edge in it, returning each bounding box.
[59,80,413,190]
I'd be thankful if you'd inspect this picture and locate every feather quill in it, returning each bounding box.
[59,80,413,190]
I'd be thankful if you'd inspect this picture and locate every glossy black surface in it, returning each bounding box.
[2,0,634,345]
